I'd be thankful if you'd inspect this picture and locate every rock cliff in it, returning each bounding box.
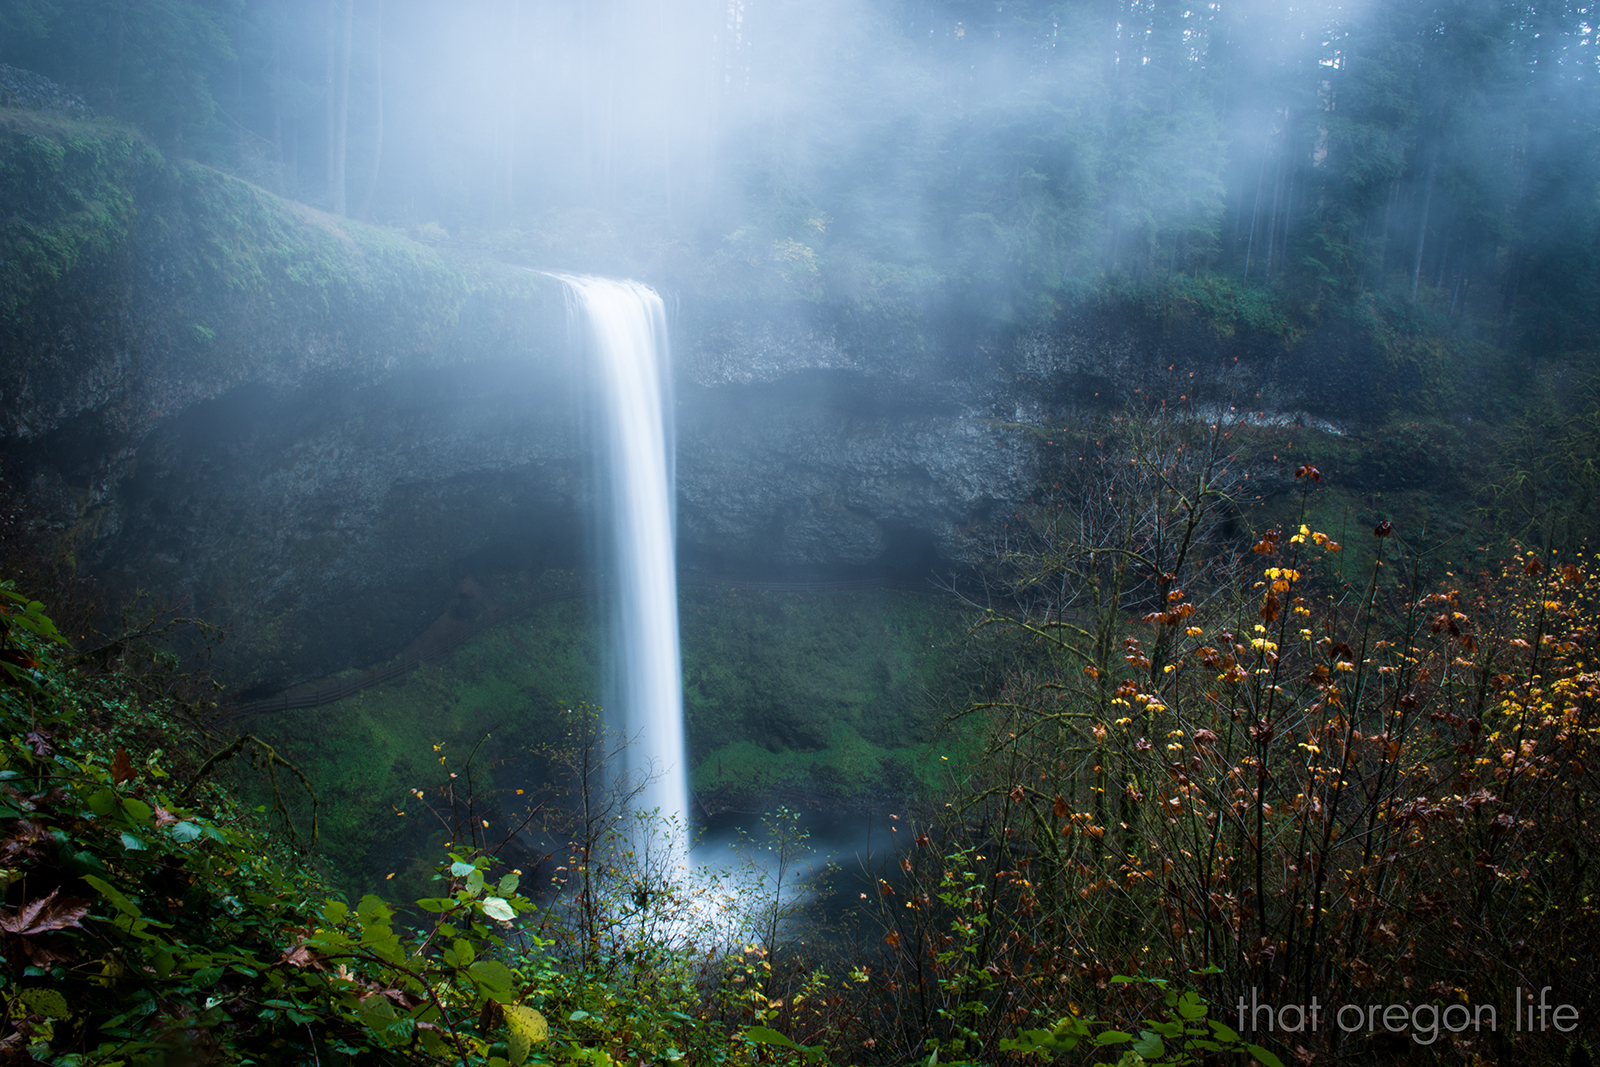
[1,113,1043,689]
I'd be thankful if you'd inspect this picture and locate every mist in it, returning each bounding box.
[12,0,1593,344]
[6,1,1600,1062]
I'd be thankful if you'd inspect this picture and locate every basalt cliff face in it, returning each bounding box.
[3,112,1362,692]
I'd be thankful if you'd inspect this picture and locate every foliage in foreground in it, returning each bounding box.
[9,415,1600,1066]
[820,420,1600,1065]
[0,567,1298,1067]
[0,581,736,1066]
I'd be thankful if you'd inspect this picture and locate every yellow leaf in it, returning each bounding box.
[506,1004,548,1045]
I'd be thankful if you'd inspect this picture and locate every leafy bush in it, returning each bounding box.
[874,447,1600,1064]
[0,583,777,1066]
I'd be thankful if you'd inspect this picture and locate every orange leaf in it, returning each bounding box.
[1260,592,1281,623]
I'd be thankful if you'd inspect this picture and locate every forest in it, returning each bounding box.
[6,0,1600,347]
[2,0,1600,1065]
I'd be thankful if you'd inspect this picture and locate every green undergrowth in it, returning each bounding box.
[243,584,976,899]
[0,581,824,1066]
[239,598,597,898]
[1220,419,1511,579]
[680,585,972,778]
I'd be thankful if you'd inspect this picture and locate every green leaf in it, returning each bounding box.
[1094,1030,1134,1045]
[322,900,349,924]
[118,832,146,851]
[357,895,391,920]
[746,1026,802,1050]
[482,896,515,921]
[466,959,515,1003]
[1177,991,1208,1019]
[87,788,116,817]
[465,869,486,896]
[999,1031,1057,1054]
[497,872,521,896]
[451,938,475,967]
[450,861,475,877]
[191,967,224,988]
[82,874,140,917]
[169,821,204,843]
[120,797,153,823]
[360,996,398,1021]
[1246,1045,1285,1067]
[20,988,70,1019]
[1209,1020,1241,1043]
[1132,1030,1165,1058]
[415,897,456,913]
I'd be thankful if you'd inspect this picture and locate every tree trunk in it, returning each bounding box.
[1410,150,1437,303]
[1263,115,1287,283]
[270,8,283,173]
[325,1,337,209]
[1243,127,1271,282]
[1500,248,1522,347]
[332,0,354,217]
[358,0,384,221]
[502,0,520,213]
[109,0,128,109]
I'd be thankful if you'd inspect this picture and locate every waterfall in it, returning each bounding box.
[554,273,688,853]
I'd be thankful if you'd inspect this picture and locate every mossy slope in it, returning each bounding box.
[243,584,974,896]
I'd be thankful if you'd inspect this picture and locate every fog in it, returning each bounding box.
[20,0,1590,333]
[7,2,1600,1060]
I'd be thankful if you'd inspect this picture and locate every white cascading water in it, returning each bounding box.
[554,274,688,854]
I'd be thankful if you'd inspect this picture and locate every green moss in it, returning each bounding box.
[242,597,598,894]
[1086,271,1297,344]
[692,718,982,800]
[1,105,559,400]
[678,585,971,755]
[0,111,155,324]
[241,584,975,896]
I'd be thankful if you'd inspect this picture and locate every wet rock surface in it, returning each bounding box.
[3,117,1362,690]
